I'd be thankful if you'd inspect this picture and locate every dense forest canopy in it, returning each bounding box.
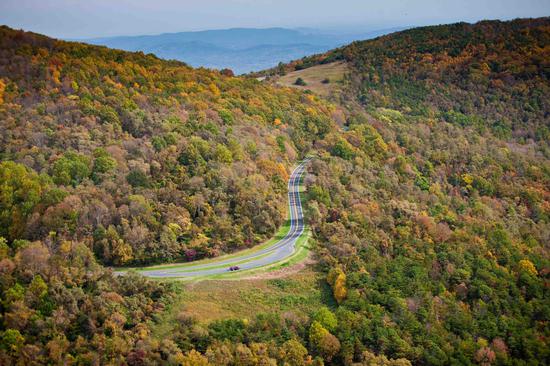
[263,17,550,365]
[0,18,549,365]
[0,25,336,266]
[0,25,336,364]
[264,18,550,142]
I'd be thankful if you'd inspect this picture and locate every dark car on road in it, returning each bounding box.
[228,266,240,271]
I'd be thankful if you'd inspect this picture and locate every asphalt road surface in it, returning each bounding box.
[132,158,310,278]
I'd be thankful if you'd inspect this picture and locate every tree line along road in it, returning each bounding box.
[117,158,311,279]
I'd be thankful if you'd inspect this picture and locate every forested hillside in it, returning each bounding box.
[277,18,550,364]
[0,26,336,364]
[0,18,549,365]
[266,18,550,144]
[0,25,335,267]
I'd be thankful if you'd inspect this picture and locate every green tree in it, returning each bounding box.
[331,139,355,160]
[1,329,25,355]
[218,109,234,125]
[312,307,337,332]
[52,152,91,186]
[0,161,50,241]
[92,148,116,182]
[126,169,150,188]
[214,144,233,164]
[309,321,341,362]
[28,274,48,300]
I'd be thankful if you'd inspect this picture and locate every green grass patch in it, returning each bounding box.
[153,228,311,282]
[151,267,331,328]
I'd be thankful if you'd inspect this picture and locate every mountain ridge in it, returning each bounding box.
[81,26,407,73]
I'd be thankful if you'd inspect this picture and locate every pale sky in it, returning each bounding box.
[1,0,549,38]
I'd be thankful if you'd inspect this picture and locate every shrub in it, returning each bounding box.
[294,77,307,86]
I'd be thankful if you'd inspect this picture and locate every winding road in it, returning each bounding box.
[132,158,310,278]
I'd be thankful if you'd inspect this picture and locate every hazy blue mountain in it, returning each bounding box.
[82,27,405,74]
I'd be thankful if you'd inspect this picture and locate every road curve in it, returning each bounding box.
[132,158,311,278]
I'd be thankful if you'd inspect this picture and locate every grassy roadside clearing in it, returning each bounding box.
[162,228,311,282]
[148,161,322,338]
[150,262,334,339]
[149,227,318,338]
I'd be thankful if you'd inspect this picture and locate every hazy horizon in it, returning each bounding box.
[0,0,549,39]
[76,25,408,42]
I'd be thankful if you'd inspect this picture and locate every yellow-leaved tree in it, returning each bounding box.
[327,267,347,303]
[518,259,538,276]
[0,78,5,105]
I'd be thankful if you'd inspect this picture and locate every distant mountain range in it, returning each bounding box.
[81,27,405,74]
